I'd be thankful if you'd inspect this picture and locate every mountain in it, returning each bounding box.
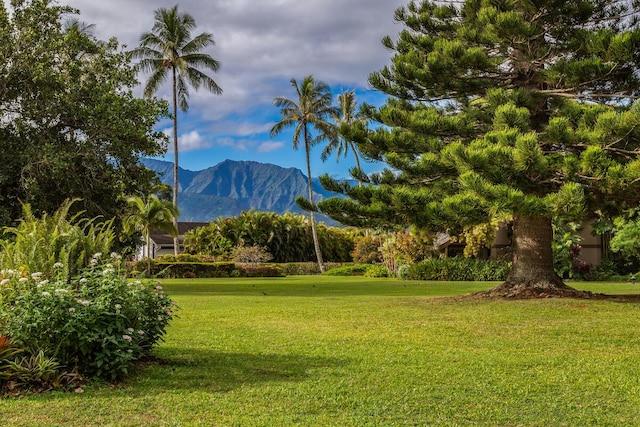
[141,158,345,223]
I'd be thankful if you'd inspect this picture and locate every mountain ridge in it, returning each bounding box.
[141,158,343,223]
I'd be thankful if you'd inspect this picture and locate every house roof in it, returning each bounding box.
[150,222,209,247]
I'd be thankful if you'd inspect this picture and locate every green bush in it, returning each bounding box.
[279,262,345,275]
[236,265,284,277]
[151,262,236,278]
[0,259,176,380]
[363,265,393,278]
[405,257,511,281]
[323,264,369,276]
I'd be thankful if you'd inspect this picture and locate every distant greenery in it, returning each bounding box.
[3,278,640,425]
[184,211,356,263]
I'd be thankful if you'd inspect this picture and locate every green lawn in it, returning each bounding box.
[3,277,640,426]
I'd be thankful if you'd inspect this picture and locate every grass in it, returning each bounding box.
[3,276,640,426]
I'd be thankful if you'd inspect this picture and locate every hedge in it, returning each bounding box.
[404,257,511,281]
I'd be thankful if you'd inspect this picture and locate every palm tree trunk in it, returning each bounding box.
[145,230,152,277]
[304,127,325,273]
[351,144,362,186]
[172,67,179,256]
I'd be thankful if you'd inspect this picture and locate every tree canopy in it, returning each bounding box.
[318,0,640,297]
[0,0,168,226]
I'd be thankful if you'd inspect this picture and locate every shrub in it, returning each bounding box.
[0,259,176,380]
[236,265,284,277]
[279,262,345,275]
[152,261,236,278]
[363,265,393,278]
[323,264,370,276]
[352,234,383,264]
[231,245,273,265]
[405,257,511,281]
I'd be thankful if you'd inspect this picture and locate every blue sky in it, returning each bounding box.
[35,0,408,178]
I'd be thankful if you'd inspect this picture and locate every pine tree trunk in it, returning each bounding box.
[483,215,589,298]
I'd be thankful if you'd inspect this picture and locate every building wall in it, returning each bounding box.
[487,221,604,266]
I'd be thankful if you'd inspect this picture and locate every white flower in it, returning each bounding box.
[19,277,29,283]
[110,252,122,260]
[53,262,64,269]
[92,252,102,259]
[102,268,115,276]
[114,304,122,310]
[127,327,134,333]
[69,307,76,313]
[122,335,132,341]
[89,258,98,266]
[39,280,49,286]
[157,315,163,321]
[137,330,144,335]
[134,280,142,285]
[79,278,89,284]
[31,272,43,280]
[41,291,51,297]
[54,289,68,294]
[155,285,163,291]
[1,279,10,285]
[76,299,91,306]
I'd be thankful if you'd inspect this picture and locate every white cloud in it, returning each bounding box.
[163,129,212,152]
[257,141,284,153]
[61,0,405,121]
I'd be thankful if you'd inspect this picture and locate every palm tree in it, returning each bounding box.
[124,194,179,276]
[321,90,365,184]
[270,75,337,273]
[132,5,222,254]
[62,18,96,36]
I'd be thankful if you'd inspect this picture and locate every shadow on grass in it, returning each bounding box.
[123,348,348,393]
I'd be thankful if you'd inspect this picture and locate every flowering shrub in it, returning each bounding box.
[0,254,176,380]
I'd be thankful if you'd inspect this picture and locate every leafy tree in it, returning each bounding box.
[132,5,222,254]
[0,0,167,229]
[318,0,640,297]
[270,76,338,272]
[322,90,366,183]
[123,194,179,276]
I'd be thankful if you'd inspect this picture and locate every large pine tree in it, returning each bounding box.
[318,0,640,297]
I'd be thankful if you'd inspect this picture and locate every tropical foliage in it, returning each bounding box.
[271,75,338,272]
[0,203,176,386]
[132,5,222,247]
[183,211,355,263]
[322,90,367,182]
[124,194,179,276]
[0,200,116,283]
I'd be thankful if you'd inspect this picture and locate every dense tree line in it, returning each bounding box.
[183,211,356,263]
